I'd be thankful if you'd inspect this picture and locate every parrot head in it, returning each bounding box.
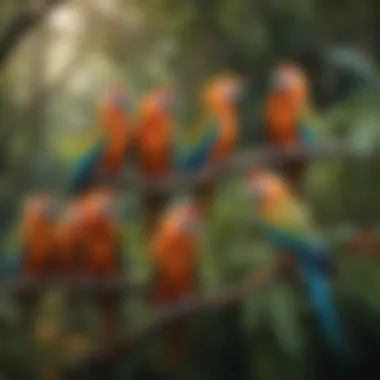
[246,169,289,205]
[23,193,55,222]
[99,84,131,134]
[136,84,177,148]
[202,74,244,112]
[84,190,116,229]
[101,84,131,113]
[142,85,178,115]
[268,62,309,106]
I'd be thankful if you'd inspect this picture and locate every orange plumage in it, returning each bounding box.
[134,85,177,235]
[20,194,57,276]
[135,85,176,177]
[79,190,122,277]
[265,61,309,146]
[202,75,243,163]
[150,200,202,373]
[98,85,132,175]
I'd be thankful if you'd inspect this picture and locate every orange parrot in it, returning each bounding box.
[134,85,177,235]
[264,61,318,193]
[57,190,124,351]
[177,75,244,214]
[80,189,123,350]
[70,85,132,195]
[13,193,57,336]
[20,193,57,276]
[150,197,204,374]
[55,197,87,275]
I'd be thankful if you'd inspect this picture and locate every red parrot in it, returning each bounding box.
[16,193,57,335]
[80,189,123,350]
[55,197,87,275]
[56,190,123,351]
[70,85,132,195]
[150,198,204,374]
[134,85,177,236]
[20,193,57,276]
[264,61,318,193]
[178,75,243,214]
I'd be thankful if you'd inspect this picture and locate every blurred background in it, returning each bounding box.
[1,0,380,379]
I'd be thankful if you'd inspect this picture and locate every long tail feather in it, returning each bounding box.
[176,127,218,172]
[301,263,347,356]
[70,140,105,194]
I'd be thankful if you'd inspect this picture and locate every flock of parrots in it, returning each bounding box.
[1,61,352,373]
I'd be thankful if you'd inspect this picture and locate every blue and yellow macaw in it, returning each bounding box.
[176,75,244,212]
[264,62,320,192]
[245,168,348,357]
[70,85,132,195]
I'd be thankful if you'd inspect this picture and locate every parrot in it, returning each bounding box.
[8,193,58,336]
[79,189,123,351]
[134,85,177,236]
[56,190,124,352]
[69,85,132,195]
[244,168,348,357]
[177,74,244,214]
[150,197,204,375]
[264,62,320,194]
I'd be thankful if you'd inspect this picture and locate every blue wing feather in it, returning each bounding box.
[298,123,317,147]
[176,125,218,172]
[69,140,106,194]
[262,224,347,356]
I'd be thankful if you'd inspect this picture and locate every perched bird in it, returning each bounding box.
[55,197,87,275]
[80,189,123,351]
[150,197,204,374]
[134,85,177,236]
[70,85,132,195]
[264,62,320,193]
[177,74,243,214]
[245,168,348,356]
[56,190,124,351]
[19,193,57,276]
[15,193,57,335]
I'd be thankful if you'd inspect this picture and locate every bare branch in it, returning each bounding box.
[66,264,278,379]
[114,143,374,194]
[0,276,145,297]
[0,0,66,66]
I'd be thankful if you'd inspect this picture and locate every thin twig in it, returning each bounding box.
[66,264,278,379]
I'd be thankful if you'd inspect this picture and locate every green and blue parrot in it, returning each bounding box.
[176,75,243,173]
[245,168,348,357]
[69,86,131,195]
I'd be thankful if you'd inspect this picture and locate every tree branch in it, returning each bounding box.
[0,0,65,67]
[66,264,278,379]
